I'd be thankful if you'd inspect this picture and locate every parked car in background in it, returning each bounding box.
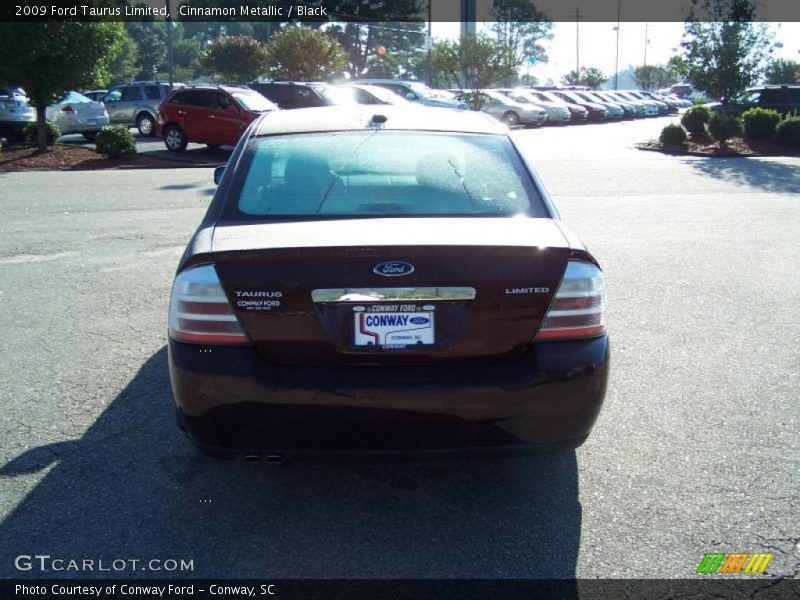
[46,91,109,140]
[624,90,669,115]
[550,90,608,121]
[709,85,800,116]
[354,79,468,109]
[247,81,356,109]
[663,93,693,109]
[605,91,658,116]
[168,105,609,458]
[619,91,663,115]
[527,90,588,123]
[156,85,278,152]
[639,91,679,113]
[81,90,108,102]
[456,89,547,127]
[103,81,183,136]
[338,84,413,105]
[570,90,624,119]
[495,88,571,124]
[0,85,35,141]
[665,83,693,99]
[592,91,639,118]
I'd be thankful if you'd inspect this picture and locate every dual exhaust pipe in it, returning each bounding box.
[244,452,285,465]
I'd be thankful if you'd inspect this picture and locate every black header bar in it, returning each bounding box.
[3,579,800,600]
[3,0,800,23]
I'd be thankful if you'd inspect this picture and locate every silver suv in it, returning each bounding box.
[0,86,35,141]
[102,81,183,136]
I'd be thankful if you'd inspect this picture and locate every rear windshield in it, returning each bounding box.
[232,90,276,112]
[60,91,93,104]
[223,131,546,221]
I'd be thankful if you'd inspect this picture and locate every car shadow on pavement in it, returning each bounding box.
[0,348,581,585]
[158,183,201,191]
[682,156,800,195]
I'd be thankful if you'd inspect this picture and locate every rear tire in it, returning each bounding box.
[136,113,155,137]
[163,125,187,152]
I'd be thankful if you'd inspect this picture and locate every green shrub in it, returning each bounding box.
[681,105,711,135]
[774,116,800,148]
[741,108,782,139]
[659,123,688,146]
[23,120,61,146]
[95,125,136,158]
[707,113,743,146]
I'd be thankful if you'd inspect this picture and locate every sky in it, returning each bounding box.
[431,21,800,85]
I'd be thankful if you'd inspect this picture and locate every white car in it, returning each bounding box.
[495,88,572,124]
[0,86,35,141]
[46,91,110,140]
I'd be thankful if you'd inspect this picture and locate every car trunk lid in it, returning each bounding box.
[211,217,572,365]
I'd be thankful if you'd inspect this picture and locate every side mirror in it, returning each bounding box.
[213,165,226,185]
[405,93,416,100]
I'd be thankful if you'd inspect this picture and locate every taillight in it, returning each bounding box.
[536,261,606,340]
[60,105,74,113]
[168,264,249,344]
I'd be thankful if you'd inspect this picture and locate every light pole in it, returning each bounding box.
[613,0,621,90]
[643,22,649,68]
[165,0,174,88]
[575,7,581,75]
[427,0,432,86]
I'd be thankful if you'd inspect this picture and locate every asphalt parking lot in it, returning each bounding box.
[59,130,233,165]
[0,117,798,580]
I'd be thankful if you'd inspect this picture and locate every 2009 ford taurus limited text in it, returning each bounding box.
[167,105,610,459]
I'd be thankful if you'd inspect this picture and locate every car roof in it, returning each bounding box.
[172,84,253,94]
[252,105,505,137]
[748,85,800,90]
[354,79,421,86]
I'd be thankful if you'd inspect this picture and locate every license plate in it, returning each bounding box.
[86,118,97,124]
[354,311,435,348]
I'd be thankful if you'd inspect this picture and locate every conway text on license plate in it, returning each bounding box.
[354,311,435,348]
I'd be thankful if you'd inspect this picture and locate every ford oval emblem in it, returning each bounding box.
[373,261,415,277]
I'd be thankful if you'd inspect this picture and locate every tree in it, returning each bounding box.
[320,1,426,79]
[680,0,773,102]
[170,24,206,82]
[325,21,426,79]
[489,0,554,67]
[561,67,607,88]
[667,56,689,81]
[633,64,678,91]
[296,1,423,78]
[765,59,800,84]
[126,21,167,80]
[430,33,517,109]
[202,36,269,84]
[107,29,139,85]
[0,21,124,151]
[265,27,347,81]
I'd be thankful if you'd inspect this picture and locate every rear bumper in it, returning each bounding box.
[169,336,610,456]
[0,119,34,136]
[57,116,109,134]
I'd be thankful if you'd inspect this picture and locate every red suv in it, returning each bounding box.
[156,85,278,152]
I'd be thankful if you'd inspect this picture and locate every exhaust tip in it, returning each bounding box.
[265,454,286,466]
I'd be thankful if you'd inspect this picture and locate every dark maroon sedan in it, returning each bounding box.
[168,105,609,460]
